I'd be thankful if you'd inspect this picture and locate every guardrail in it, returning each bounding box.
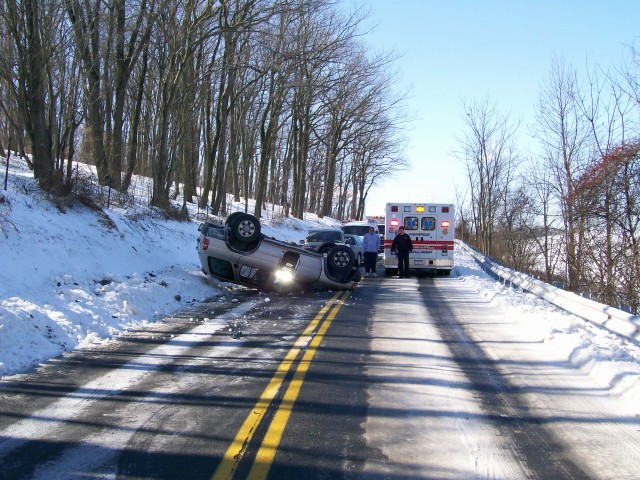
[459,241,640,344]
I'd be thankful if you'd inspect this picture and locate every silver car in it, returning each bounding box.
[197,213,361,292]
[344,234,365,266]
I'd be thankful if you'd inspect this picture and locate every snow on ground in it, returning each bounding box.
[0,155,338,377]
[454,249,640,411]
[1,154,640,415]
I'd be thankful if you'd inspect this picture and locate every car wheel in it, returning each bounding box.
[226,212,245,225]
[326,245,355,273]
[227,213,261,244]
[357,253,363,267]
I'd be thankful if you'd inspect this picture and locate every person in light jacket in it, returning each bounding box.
[390,226,413,278]
[362,226,381,277]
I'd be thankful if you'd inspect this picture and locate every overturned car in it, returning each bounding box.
[197,213,361,292]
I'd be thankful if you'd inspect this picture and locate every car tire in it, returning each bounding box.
[326,245,355,274]
[226,212,245,227]
[357,253,363,267]
[227,213,261,244]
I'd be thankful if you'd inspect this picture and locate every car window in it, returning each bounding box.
[350,235,363,245]
[306,231,325,242]
[307,231,342,242]
[200,223,224,239]
[342,225,369,236]
[208,257,234,280]
[342,224,378,236]
[306,232,321,242]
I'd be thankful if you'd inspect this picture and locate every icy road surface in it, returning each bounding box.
[358,268,640,479]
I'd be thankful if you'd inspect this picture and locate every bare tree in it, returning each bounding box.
[494,180,539,272]
[209,0,260,216]
[346,103,408,220]
[1,0,408,223]
[573,65,636,304]
[107,0,156,191]
[2,0,64,192]
[252,3,296,219]
[532,57,590,291]
[122,45,150,192]
[64,0,157,191]
[574,141,640,312]
[287,0,349,219]
[524,161,563,282]
[145,1,227,209]
[64,0,109,184]
[457,97,519,256]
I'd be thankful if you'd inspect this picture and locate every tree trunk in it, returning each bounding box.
[65,0,109,185]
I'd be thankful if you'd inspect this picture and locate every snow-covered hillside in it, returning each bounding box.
[0,155,340,377]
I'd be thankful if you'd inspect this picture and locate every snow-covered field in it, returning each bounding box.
[1,154,639,418]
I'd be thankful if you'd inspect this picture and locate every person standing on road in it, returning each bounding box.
[391,226,413,278]
[362,226,381,277]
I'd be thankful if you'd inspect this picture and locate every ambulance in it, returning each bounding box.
[384,203,455,275]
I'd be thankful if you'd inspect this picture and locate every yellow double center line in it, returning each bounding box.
[212,290,351,480]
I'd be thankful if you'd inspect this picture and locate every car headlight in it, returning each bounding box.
[275,267,294,283]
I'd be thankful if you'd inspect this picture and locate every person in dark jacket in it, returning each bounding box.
[390,226,413,278]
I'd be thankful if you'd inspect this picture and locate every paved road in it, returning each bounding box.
[1,273,638,479]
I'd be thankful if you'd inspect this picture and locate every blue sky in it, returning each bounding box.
[359,0,640,216]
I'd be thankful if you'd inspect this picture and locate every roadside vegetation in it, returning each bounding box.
[455,52,640,314]
[0,0,408,222]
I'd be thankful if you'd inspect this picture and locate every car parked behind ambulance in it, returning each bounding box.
[341,219,384,253]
